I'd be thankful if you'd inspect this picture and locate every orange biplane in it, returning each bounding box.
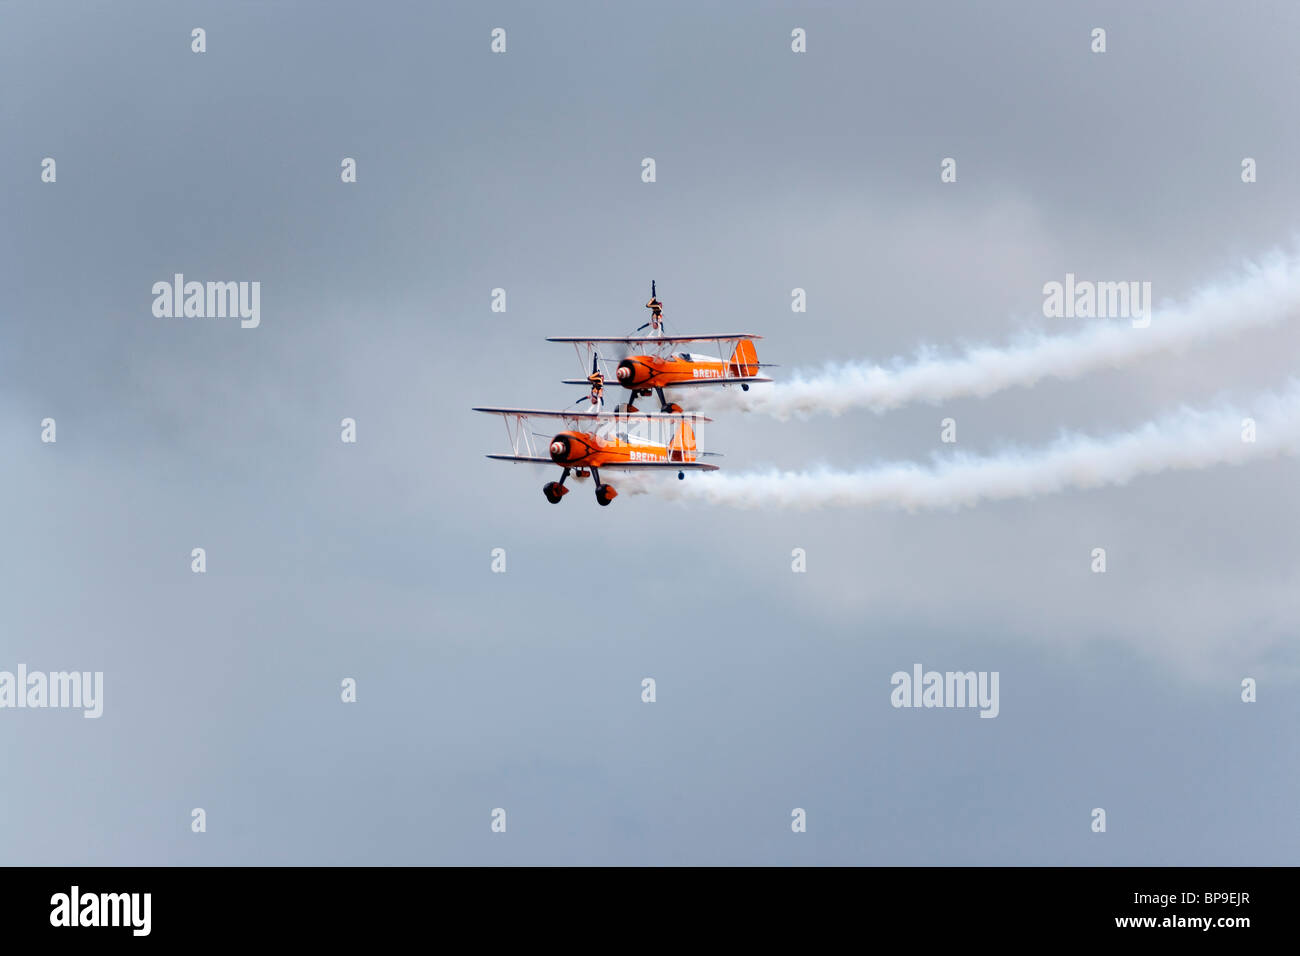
[473,407,718,506]
[549,282,773,412]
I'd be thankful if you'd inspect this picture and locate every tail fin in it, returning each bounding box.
[728,339,759,378]
[668,418,698,462]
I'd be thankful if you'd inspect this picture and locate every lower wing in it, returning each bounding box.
[486,455,718,472]
[659,376,773,388]
[597,461,719,472]
[487,455,554,464]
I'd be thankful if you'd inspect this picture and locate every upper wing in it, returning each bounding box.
[473,406,713,423]
[484,455,718,472]
[546,334,762,345]
[559,375,772,387]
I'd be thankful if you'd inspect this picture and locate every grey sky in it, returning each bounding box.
[2,0,1297,864]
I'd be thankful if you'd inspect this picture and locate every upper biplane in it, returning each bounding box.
[473,406,718,506]
[548,282,774,413]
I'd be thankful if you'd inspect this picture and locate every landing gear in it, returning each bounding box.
[741,383,749,391]
[543,468,571,504]
[546,466,616,506]
[591,467,617,507]
[678,470,685,480]
[656,387,682,413]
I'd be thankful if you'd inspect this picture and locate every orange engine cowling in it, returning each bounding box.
[549,432,598,465]
[616,358,655,388]
[550,434,574,463]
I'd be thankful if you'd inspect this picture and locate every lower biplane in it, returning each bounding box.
[548,282,774,412]
[473,407,718,506]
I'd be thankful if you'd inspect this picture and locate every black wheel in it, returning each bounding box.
[543,481,564,504]
[741,383,749,391]
[595,484,616,506]
[678,471,685,480]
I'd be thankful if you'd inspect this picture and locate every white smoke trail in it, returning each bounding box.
[699,253,1300,419]
[658,381,1300,511]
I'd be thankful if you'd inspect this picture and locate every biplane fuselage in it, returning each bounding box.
[615,340,760,391]
[549,423,698,469]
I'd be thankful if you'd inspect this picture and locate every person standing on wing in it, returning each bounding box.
[576,369,605,410]
[645,282,664,336]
